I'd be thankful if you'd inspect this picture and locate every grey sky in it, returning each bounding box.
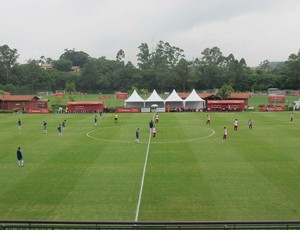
[1,0,299,66]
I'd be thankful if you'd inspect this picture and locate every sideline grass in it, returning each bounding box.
[0,111,300,221]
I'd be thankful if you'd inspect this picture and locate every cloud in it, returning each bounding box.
[1,0,299,66]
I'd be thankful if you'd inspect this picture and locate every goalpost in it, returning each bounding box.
[54,90,65,97]
[37,91,53,97]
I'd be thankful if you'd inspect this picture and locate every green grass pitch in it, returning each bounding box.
[0,111,300,221]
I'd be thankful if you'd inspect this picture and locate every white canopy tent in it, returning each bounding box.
[144,89,164,108]
[184,89,205,110]
[124,89,205,111]
[124,90,145,108]
[164,89,184,110]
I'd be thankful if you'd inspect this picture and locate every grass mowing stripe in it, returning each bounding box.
[135,113,155,221]
[138,113,212,220]
[1,112,300,220]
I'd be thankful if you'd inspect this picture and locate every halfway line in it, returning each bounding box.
[135,114,154,221]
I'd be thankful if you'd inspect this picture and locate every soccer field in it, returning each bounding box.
[0,111,300,221]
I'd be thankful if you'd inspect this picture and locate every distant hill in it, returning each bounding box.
[269,61,285,68]
[251,61,285,70]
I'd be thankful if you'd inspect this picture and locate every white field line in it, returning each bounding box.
[135,115,154,221]
[85,120,215,221]
[86,127,215,144]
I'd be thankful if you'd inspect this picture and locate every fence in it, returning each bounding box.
[1,220,300,230]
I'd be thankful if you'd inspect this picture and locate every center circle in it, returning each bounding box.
[86,125,215,144]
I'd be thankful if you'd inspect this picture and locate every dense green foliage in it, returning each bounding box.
[1,43,300,94]
[0,112,300,220]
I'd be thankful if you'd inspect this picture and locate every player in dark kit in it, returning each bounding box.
[58,124,62,136]
[62,120,66,131]
[17,147,24,167]
[94,115,98,126]
[149,119,154,132]
[135,128,140,143]
[18,118,22,129]
[43,121,47,133]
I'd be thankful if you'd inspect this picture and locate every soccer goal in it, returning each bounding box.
[37,91,53,97]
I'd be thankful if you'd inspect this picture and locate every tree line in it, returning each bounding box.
[0,42,300,95]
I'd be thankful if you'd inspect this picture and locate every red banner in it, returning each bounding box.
[115,108,141,113]
[268,95,285,103]
[260,106,285,111]
[27,108,50,113]
[116,92,128,99]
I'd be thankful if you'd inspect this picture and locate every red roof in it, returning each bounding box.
[0,95,40,101]
[198,93,215,99]
[198,92,251,99]
[178,92,189,99]
[229,92,251,99]
[161,92,251,100]
[208,100,244,104]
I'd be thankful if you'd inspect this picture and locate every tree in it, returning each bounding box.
[116,49,125,62]
[201,47,223,66]
[258,60,271,72]
[153,41,185,68]
[284,50,300,89]
[252,71,281,91]
[80,60,98,92]
[174,58,191,92]
[217,84,234,100]
[65,82,76,94]
[152,41,185,92]
[139,88,148,99]
[0,45,19,84]
[2,42,300,94]
[137,43,152,70]
[0,89,6,99]
[93,57,125,92]
[46,68,67,91]
[0,89,6,110]
[114,61,142,91]
[94,57,115,93]
[221,54,251,91]
[53,59,72,72]
[39,56,52,64]
[60,49,90,67]
[25,60,51,92]
[196,47,224,89]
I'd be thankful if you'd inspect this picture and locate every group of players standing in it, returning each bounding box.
[16,112,122,167]
[16,118,66,167]
[211,112,294,141]
[17,118,66,135]
[205,114,253,141]
[149,114,159,138]
[94,113,118,126]
[15,112,295,166]
[135,113,159,143]
[41,120,66,136]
